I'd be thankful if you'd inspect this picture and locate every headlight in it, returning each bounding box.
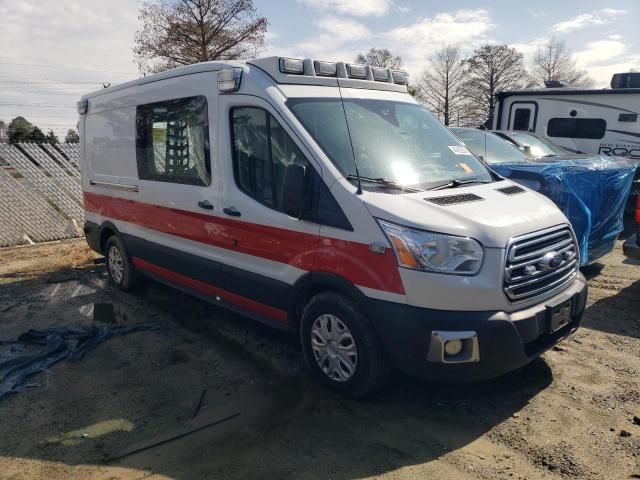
[378,220,484,275]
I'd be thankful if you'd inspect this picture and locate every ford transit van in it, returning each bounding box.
[80,57,587,397]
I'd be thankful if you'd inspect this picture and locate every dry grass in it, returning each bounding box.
[0,238,99,279]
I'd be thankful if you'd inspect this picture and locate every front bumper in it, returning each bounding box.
[623,233,640,260]
[367,273,588,382]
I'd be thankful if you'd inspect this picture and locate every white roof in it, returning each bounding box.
[81,60,246,100]
[81,56,409,101]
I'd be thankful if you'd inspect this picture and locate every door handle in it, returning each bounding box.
[223,207,241,217]
[197,200,214,210]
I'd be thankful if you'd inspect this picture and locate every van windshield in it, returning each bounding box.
[287,98,493,190]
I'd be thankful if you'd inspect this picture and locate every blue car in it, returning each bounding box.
[451,127,636,264]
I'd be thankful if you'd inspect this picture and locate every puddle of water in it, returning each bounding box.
[93,303,129,324]
[45,418,135,446]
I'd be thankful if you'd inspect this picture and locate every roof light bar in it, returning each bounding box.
[314,60,337,77]
[371,67,390,82]
[217,68,242,93]
[391,70,409,85]
[279,57,305,74]
[347,64,367,79]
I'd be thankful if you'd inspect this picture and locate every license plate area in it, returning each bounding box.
[547,298,573,333]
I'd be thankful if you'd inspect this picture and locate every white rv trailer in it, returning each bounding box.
[492,74,640,160]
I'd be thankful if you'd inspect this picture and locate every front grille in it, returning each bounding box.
[504,225,579,302]
[425,193,484,206]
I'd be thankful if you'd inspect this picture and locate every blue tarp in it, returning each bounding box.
[0,323,169,400]
[492,156,636,264]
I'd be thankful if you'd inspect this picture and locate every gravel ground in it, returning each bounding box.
[0,236,638,480]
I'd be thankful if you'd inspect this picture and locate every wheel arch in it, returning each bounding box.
[287,272,370,331]
[98,221,122,254]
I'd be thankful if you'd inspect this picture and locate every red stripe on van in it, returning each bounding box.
[84,192,405,295]
[132,257,288,324]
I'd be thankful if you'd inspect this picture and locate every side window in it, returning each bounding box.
[231,107,308,211]
[547,118,606,139]
[512,108,531,131]
[136,96,211,186]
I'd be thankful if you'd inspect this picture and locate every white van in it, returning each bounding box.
[491,74,640,160]
[79,57,587,396]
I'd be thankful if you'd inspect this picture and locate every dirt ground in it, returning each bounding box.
[0,236,638,480]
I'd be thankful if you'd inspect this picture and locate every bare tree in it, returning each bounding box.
[134,0,268,74]
[532,37,593,88]
[416,46,466,126]
[354,48,403,69]
[463,44,531,126]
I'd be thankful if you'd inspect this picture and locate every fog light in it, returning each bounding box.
[428,331,479,364]
[444,339,463,356]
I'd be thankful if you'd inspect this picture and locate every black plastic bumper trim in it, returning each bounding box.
[366,273,588,382]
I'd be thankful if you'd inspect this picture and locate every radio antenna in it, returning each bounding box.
[337,82,363,195]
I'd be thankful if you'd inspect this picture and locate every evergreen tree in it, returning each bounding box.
[7,116,33,144]
[45,130,59,145]
[64,129,80,144]
[28,126,46,144]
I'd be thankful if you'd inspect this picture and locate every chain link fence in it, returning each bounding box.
[0,143,83,247]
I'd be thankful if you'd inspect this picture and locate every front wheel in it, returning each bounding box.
[105,235,139,290]
[300,292,389,398]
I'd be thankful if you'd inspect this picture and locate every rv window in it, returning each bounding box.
[512,108,531,131]
[547,118,606,139]
[231,107,309,212]
[619,113,637,122]
[135,96,211,186]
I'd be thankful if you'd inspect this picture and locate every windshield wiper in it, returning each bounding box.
[428,178,492,191]
[346,175,423,192]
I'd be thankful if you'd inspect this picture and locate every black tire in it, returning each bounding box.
[105,235,139,290]
[300,292,390,398]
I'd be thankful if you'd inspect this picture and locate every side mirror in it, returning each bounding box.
[282,163,309,219]
[523,145,532,156]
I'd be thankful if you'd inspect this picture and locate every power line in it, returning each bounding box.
[0,61,135,76]
[0,83,95,90]
[1,89,86,96]
[0,75,107,85]
[0,103,76,108]
[0,113,77,118]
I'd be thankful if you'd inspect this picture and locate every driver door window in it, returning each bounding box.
[231,107,309,211]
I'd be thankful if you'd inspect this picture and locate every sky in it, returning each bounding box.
[0,0,638,136]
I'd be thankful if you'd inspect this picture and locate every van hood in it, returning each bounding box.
[362,181,568,249]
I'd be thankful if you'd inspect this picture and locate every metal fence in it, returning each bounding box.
[0,143,83,247]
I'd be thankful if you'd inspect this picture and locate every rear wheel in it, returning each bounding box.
[105,235,139,290]
[300,292,389,398]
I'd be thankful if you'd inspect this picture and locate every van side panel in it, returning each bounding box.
[83,191,404,297]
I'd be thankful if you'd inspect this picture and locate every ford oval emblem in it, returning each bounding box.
[539,251,563,270]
